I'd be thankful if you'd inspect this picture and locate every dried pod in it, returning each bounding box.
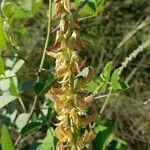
[63,0,71,13]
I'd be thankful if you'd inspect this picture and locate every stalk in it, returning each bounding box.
[48,0,96,149]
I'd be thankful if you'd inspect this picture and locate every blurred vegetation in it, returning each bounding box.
[0,0,150,149]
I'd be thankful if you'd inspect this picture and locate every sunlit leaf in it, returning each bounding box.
[9,78,19,96]
[1,1,14,18]
[76,67,91,78]
[0,16,6,51]
[0,70,17,92]
[0,56,5,75]
[86,80,98,92]
[15,113,29,131]
[12,59,24,73]
[0,94,17,109]
[1,125,15,150]
[37,128,55,150]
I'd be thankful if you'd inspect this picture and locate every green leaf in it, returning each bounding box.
[20,122,43,135]
[0,94,17,109]
[1,125,15,150]
[0,56,4,75]
[93,120,115,150]
[34,75,57,96]
[32,0,42,15]
[111,70,128,91]
[86,80,98,92]
[0,16,6,51]
[95,0,105,13]
[9,78,19,96]
[79,2,95,18]
[1,1,14,18]
[37,128,55,150]
[78,0,105,18]
[96,61,112,93]
[111,138,128,150]
[102,61,112,82]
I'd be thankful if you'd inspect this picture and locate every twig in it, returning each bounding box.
[18,97,26,112]
[100,88,113,115]
[14,0,53,147]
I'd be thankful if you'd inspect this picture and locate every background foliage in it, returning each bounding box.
[0,0,150,149]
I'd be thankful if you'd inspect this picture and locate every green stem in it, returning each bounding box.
[15,0,53,147]
[100,88,112,115]
[27,0,53,124]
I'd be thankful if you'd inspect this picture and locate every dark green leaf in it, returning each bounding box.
[20,80,36,92]
[20,122,43,135]
[93,120,115,150]
[37,128,55,150]
[1,125,15,150]
[34,75,57,95]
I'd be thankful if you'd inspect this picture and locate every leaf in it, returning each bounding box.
[102,61,112,82]
[0,94,17,109]
[37,128,55,150]
[0,56,4,75]
[21,0,33,11]
[93,120,115,150]
[12,59,24,73]
[15,113,29,131]
[96,0,105,13]
[96,61,112,93]
[34,75,57,96]
[86,80,98,92]
[111,70,129,91]
[20,80,36,92]
[110,138,127,150]
[9,78,19,96]
[20,122,43,135]
[79,1,95,18]
[1,125,15,150]
[0,16,6,51]
[32,0,42,15]
[78,0,105,18]
[1,1,14,18]
[76,67,91,78]
[0,70,17,92]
